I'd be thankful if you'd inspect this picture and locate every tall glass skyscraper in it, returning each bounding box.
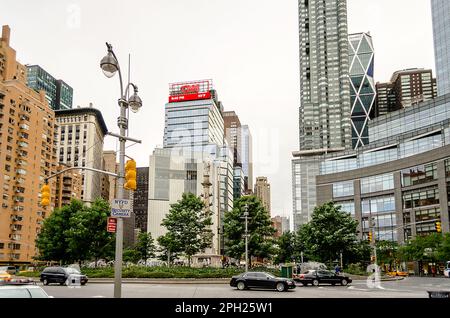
[292,0,352,230]
[431,0,450,96]
[26,65,73,110]
[349,33,375,149]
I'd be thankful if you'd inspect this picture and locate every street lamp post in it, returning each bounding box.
[241,204,250,272]
[100,42,142,298]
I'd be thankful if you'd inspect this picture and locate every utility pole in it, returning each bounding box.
[100,42,142,298]
[241,204,251,272]
[370,217,377,265]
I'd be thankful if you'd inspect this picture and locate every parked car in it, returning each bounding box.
[387,270,408,277]
[230,271,296,292]
[0,266,17,275]
[295,269,352,286]
[0,283,52,298]
[40,267,88,286]
[0,271,12,282]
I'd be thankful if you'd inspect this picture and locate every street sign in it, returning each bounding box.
[107,217,117,233]
[111,199,132,217]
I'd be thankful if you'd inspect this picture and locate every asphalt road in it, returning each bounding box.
[41,277,450,298]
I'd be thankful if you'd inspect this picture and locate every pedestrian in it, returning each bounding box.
[335,264,341,274]
[431,266,436,277]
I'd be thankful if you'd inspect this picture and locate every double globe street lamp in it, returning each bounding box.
[100,42,142,298]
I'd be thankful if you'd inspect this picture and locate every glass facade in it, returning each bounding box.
[403,187,439,209]
[432,0,450,96]
[401,163,437,187]
[348,33,375,149]
[333,181,354,198]
[360,173,394,194]
[26,65,73,110]
[369,97,450,143]
[337,201,355,216]
[361,195,395,215]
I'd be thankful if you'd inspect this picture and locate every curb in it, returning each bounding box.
[88,278,231,284]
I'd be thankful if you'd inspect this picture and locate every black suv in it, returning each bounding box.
[40,267,88,286]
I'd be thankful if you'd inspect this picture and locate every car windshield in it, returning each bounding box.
[64,267,81,274]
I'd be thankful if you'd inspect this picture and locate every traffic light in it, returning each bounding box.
[124,159,137,190]
[435,221,442,233]
[40,184,50,206]
[368,232,373,242]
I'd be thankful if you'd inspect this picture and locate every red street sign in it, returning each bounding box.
[107,217,117,233]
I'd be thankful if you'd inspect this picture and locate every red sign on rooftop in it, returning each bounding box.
[169,80,212,103]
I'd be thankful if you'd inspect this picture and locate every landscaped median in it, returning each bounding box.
[17,266,404,283]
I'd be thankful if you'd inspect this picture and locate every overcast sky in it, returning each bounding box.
[2,0,435,219]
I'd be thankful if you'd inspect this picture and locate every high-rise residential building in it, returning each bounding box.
[134,167,149,233]
[103,150,118,202]
[431,0,450,96]
[374,69,437,118]
[0,25,57,264]
[54,106,108,204]
[53,163,82,209]
[26,65,73,110]
[223,111,242,165]
[241,125,253,193]
[271,216,289,238]
[292,0,352,230]
[223,110,253,197]
[254,177,271,214]
[375,82,397,117]
[348,33,375,149]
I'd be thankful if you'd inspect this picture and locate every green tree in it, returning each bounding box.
[123,248,141,263]
[157,233,181,265]
[274,231,295,264]
[160,193,213,266]
[437,233,450,261]
[35,200,84,264]
[223,196,276,266]
[35,199,115,265]
[376,240,399,270]
[135,232,156,262]
[399,233,443,262]
[298,202,359,267]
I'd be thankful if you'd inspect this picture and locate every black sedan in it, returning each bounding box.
[230,272,296,292]
[295,269,352,287]
[40,267,88,286]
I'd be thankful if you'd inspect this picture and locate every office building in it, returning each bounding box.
[431,0,450,96]
[374,69,437,117]
[292,0,352,230]
[134,167,149,233]
[54,106,108,204]
[254,177,271,214]
[271,216,290,238]
[148,80,235,265]
[26,65,73,110]
[348,33,375,149]
[0,25,57,264]
[316,93,450,242]
[241,125,253,192]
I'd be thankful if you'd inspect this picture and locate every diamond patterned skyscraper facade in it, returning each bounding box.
[348,33,375,149]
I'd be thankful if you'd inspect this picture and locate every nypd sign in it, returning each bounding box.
[111,199,132,218]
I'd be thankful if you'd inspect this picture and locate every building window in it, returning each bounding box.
[333,181,354,198]
[403,187,439,209]
[361,196,395,215]
[401,163,437,187]
[446,159,450,178]
[337,201,355,215]
[360,173,394,194]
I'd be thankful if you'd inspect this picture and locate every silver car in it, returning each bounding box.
[0,285,52,298]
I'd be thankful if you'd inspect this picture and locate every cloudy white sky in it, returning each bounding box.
[2,0,435,219]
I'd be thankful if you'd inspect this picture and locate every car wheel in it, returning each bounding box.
[312,279,319,287]
[276,282,286,292]
[237,281,246,291]
[341,279,348,286]
[43,279,49,286]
